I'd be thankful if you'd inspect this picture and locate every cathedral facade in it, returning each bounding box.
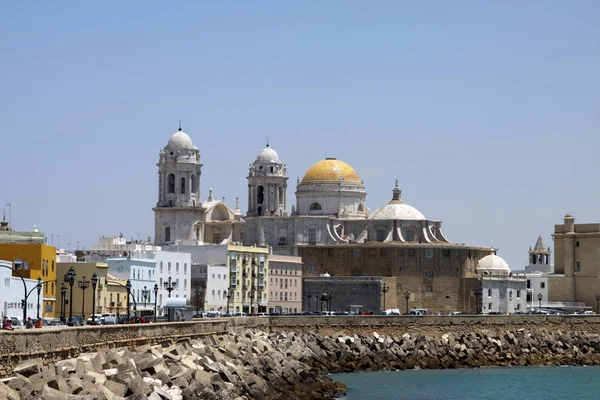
[153,129,496,312]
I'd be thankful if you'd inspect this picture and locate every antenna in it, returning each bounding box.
[266,137,270,147]
[178,118,182,131]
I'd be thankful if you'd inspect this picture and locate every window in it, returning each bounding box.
[184,263,187,274]
[425,286,433,293]
[184,279,187,287]
[167,174,175,194]
[509,290,513,300]
[516,304,521,311]
[576,241,580,247]
[51,261,54,272]
[4,278,9,287]
[168,262,171,273]
[307,228,317,244]
[218,274,221,280]
[160,261,163,273]
[180,177,186,194]
[488,289,492,297]
[527,280,531,289]
[425,249,433,258]
[516,290,521,298]
[408,249,416,257]
[212,274,215,280]
[488,303,492,310]
[576,261,581,272]
[442,250,450,258]
[191,174,197,194]
[212,290,215,300]
[165,227,171,242]
[376,229,386,242]
[540,282,546,289]
[405,230,415,242]
[176,263,179,273]
[212,230,221,244]
[309,202,322,211]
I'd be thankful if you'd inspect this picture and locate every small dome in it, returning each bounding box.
[167,129,194,149]
[256,145,281,163]
[301,158,362,186]
[565,213,574,219]
[477,254,510,273]
[369,203,425,220]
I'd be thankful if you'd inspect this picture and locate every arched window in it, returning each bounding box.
[212,229,222,244]
[257,186,264,205]
[167,174,175,194]
[180,177,186,194]
[165,226,171,242]
[191,174,197,194]
[309,202,322,211]
[376,228,386,242]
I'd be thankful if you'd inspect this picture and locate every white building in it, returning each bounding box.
[155,250,192,316]
[477,254,527,314]
[205,264,228,312]
[106,252,158,313]
[1,260,40,321]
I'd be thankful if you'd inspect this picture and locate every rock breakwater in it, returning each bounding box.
[2,327,600,399]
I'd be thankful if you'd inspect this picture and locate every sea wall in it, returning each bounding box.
[3,326,600,399]
[2,315,600,378]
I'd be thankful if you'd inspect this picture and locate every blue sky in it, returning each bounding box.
[1,1,598,269]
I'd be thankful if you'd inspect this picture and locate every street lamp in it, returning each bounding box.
[537,292,543,311]
[381,284,390,312]
[60,282,67,324]
[596,294,600,314]
[403,291,410,314]
[66,267,76,326]
[90,273,98,324]
[36,277,42,320]
[163,277,177,321]
[78,276,90,321]
[142,286,150,308]
[226,290,233,315]
[306,292,313,312]
[195,287,201,314]
[249,288,255,315]
[125,279,132,320]
[153,283,159,322]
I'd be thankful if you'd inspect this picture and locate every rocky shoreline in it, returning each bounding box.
[2,327,600,399]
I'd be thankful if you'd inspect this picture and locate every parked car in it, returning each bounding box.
[10,317,24,329]
[101,313,117,324]
[48,320,65,328]
[408,309,429,316]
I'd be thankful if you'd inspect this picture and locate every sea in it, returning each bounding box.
[332,366,600,400]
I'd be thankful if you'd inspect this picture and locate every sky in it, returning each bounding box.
[1,1,599,270]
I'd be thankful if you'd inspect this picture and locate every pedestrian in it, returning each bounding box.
[3,317,14,331]
[35,318,43,329]
[25,317,33,329]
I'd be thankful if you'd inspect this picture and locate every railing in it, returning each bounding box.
[230,266,238,273]
[258,268,264,275]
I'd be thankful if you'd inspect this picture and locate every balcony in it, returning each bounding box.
[258,268,264,275]
[230,280,237,288]
[230,265,238,274]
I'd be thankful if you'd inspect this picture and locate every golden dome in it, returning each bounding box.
[300,158,363,185]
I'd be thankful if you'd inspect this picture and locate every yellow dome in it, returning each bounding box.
[300,158,363,185]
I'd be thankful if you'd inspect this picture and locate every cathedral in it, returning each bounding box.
[153,127,496,312]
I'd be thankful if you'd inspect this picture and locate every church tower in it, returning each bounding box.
[526,235,553,273]
[247,142,288,217]
[153,126,203,245]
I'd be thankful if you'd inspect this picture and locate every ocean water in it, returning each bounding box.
[333,366,600,400]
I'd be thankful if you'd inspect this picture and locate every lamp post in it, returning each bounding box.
[195,287,201,314]
[142,286,150,308]
[226,290,233,314]
[249,287,255,315]
[66,267,76,326]
[90,273,98,324]
[306,293,313,313]
[163,277,177,321]
[596,294,600,314]
[125,279,132,320]
[153,283,159,322]
[36,277,42,320]
[381,284,390,312]
[403,291,410,314]
[60,282,67,323]
[78,276,90,321]
[537,293,543,311]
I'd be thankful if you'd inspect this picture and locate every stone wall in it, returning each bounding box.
[3,315,600,378]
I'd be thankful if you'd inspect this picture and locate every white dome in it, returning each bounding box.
[256,145,281,163]
[368,203,426,220]
[477,254,510,273]
[167,129,194,149]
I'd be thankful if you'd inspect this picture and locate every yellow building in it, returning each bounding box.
[0,243,57,318]
[228,244,270,314]
[105,275,129,316]
[56,262,109,320]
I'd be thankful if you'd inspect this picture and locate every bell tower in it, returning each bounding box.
[526,235,552,273]
[153,126,203,245]
[247,142,288,217]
